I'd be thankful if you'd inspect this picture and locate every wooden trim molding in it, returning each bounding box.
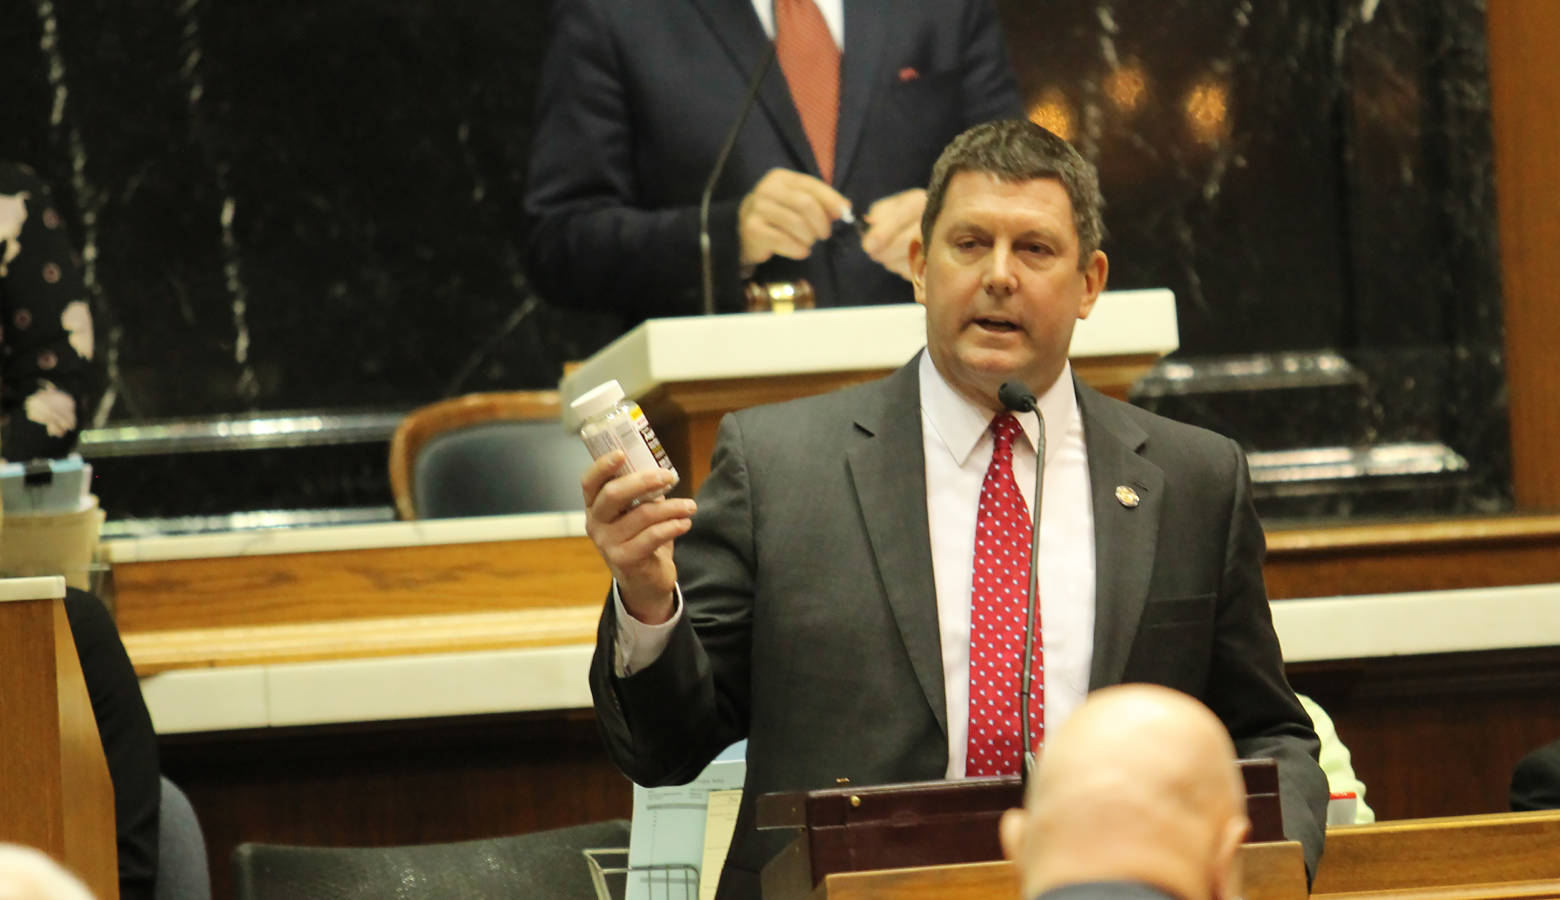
[1264,514,1560,599]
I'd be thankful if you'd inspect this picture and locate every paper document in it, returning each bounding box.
[626,752,745,900]
[699,789,743,900]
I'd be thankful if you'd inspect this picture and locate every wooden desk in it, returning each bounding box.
[104,512,1560,736]
[0,577,119,900]
[1313,811,1560,899]
[102,515,1560,899]
[789,842,1305,900]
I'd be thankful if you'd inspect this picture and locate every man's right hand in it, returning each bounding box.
[738,168,850,268]
[582,451,696,625]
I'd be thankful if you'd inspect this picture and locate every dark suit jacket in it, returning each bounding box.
[522,0,1022,322]
[590,358,1327,898]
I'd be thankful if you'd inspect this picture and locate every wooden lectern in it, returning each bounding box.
[756,760,1306,900]
[559,294,1178,494]
[0,576,119,899]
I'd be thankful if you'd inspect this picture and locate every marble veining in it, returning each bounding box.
[0,0,1510,523]
[33,0,117,424]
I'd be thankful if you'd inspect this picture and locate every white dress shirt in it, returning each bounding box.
[614,352,1097,778]
[750,0,845,49]
[917,352,1095,777]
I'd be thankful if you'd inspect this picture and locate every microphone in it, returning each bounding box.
[700,42,779,317]
[999,381,1044,781]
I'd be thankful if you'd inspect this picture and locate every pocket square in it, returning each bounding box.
[897,66,920,83]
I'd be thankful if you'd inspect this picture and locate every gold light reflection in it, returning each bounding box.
[1104,62,1148,114]
[1184,78,1231,145]
[1027,88,1074,141]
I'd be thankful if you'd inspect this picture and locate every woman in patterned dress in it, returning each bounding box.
[0,160,102,462]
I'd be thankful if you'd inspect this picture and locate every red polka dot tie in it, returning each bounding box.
[966,413,1042,776]
[775,0,840,184]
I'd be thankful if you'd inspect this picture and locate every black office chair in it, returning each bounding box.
[232,819,630,900]
[388,391,591,519]
[157,776,212,900]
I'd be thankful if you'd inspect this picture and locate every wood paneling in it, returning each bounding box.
[1488,0,1560,508]
[1264,515,1560,599]
[111,535,604,633]
[161,710,632,900]
[1289,647,1560,823]
[121,607,599,674]
[0,597,119,899]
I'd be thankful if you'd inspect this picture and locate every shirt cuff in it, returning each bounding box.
[612,581,683,677]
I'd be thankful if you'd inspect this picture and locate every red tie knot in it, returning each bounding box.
[990,413,1024,454]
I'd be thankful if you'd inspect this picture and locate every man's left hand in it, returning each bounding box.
[860,188,927,281]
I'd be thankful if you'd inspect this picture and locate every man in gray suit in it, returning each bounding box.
[583,119,1326,899]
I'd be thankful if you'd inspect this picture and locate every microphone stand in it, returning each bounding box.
[999,382,1045,781]
[700,42,778,317]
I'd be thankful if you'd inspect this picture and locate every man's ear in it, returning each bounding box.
[1210,815,1250,900]
[999,807,1027,862]
[909,235,928,305]
[1076,250,1108,320]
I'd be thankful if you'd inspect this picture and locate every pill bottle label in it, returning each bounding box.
[581,404,676,489]
[628,405,675,473]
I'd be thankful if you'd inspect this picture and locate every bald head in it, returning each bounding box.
[0,845,94,900]
[1001,685,1250,900]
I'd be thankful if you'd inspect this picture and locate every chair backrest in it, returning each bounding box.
[157,776,212,900]
[388,391,591,520]
[231,820,630,900]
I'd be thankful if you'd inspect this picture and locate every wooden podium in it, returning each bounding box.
[755,760,1305,900]
[559,294,1178,493]
[0,576,119,900]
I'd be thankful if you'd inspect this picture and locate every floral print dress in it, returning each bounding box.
[0,161,102,462]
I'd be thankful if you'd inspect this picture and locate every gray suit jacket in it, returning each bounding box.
[590,358,1326,898]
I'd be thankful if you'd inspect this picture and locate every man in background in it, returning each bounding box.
[1001,685,1251,900]
[523,0,1022,322]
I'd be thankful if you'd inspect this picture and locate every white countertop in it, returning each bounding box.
[103,511,587,564]
[140,580,1560,734]
[0,575,66,602]
[558,292,1178,423]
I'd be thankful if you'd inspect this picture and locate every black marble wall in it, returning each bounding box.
[999,0,1510,517]
[1,0,1510,523]
[2,0,619,422]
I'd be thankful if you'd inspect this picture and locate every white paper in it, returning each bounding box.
[626,753,746,900]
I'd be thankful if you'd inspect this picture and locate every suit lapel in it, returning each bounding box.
[834,0,889,187]
[1077,382,1165,689]
[689,0,816,175]
[846,360,948,737]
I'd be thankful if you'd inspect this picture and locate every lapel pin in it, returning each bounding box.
[1115,485,1141,508]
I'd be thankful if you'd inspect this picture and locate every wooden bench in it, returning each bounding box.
[1313,811,1560,900]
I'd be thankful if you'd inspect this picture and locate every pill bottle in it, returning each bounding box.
[570,379,680,494]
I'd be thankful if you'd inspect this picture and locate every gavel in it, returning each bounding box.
[744,279,816,313]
